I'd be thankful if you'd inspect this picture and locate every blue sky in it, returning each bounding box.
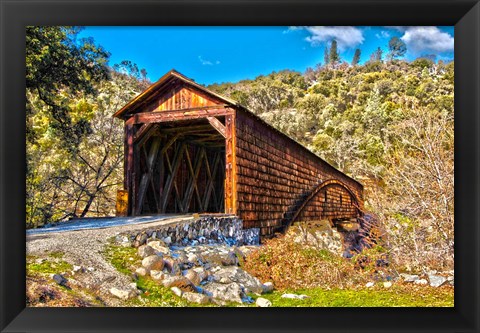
[79,26,454,86]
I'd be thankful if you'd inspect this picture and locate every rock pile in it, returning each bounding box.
[399,270,454,287]
[129,240,273,304]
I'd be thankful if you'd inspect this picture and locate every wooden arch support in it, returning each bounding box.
[283,179,363,232]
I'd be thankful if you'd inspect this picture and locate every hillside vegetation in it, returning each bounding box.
[209,60,454,271]
[26,27,454,272]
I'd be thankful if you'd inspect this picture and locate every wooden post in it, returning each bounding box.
[124,123,135,215]
[224,113,237,214]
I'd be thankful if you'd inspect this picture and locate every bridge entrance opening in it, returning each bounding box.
[130,118,226,215]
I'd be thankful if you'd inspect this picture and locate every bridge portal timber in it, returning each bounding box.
[114,70,364,238]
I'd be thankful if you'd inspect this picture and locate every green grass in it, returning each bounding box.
[27,256,73,275]
[251,285,454,307]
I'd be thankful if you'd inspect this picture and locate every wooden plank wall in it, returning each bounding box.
[234,109,363,237]
[296,183,358,221]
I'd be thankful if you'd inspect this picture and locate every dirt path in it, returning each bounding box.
[26,215,194,306]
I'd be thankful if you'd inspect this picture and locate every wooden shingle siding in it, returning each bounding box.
[235,109,363,236]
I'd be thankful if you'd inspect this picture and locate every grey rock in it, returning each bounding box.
[184,269,201,286]
[281,293,309,299]
[72,265,84,274]
[162,276,195,292]
[171,286,183,297]
[52,274,67,286]
[142,255,164,271]
[147,241,170,255]
[109,287,137,300]
[163,257,182,276]
[203,282,244,304]
[137,245,157,258]
[133,233,148,248]
[414,278,428,285]
[213,266,264,294]
[401,274,419,282]
[150,270,167,281]
[428,275,447,287]
[135,267,149,277]
[182,292,211,304]
[256,297,272,307]
[262,282,274,293]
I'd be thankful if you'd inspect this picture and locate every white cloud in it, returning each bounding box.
[198,56,220,66]
[375,31,390,39]
[286,26,364,49]
[400,27,454,53]
[302,26,364,50]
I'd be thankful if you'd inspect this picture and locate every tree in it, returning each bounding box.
[374,47,383,62]
[388,36,407,60]
[26,27,109,151]
[352,48,361,66]
[26,26,110,226]
[329,39,340,65]
[324,46,330,66]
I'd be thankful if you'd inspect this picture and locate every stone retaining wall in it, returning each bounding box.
[116,215,260,247]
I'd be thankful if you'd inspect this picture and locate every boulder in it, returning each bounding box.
[256,297,272,307]
[414,279,428,285]
[147,241,170,255]
[137,245,157,258]
[428,275,447,288]
[213,266,264,294]
[262,282,274,293]
[109,287,137,300]
[203,282,244,304]
[142,255,164,271]
[170,286,183,297]
[133,233,148,248]
[162,276,196,292]
[163,257,182,276]
[135,267,149,277]
[72,265,84,274]
[52,274,67,286]
[193,267,208,282]
[182,292,211,304]
[184,269,201,286]
[150,270,167,281]
[401,274,419,283]
[202,250,238,266]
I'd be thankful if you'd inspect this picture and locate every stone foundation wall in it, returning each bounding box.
[116,215,260,247]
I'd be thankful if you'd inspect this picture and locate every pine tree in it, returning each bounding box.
[352,48,361,66]
[329,40,340,65]
[324,46,330,66]
[375,47,383,61]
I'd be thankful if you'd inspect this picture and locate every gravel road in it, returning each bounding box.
[26,215,194,306]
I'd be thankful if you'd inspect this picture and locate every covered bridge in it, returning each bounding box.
[113,70,363,238]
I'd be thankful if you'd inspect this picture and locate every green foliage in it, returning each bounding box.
[388,36,407,60]
[329,40,340,65]
[352,49,361,66]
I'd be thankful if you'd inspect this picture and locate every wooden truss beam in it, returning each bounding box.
[206,116,226,138]
[125,107,234,125]
[135,137,161,215]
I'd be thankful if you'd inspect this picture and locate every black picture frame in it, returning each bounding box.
[1,0,479,332]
